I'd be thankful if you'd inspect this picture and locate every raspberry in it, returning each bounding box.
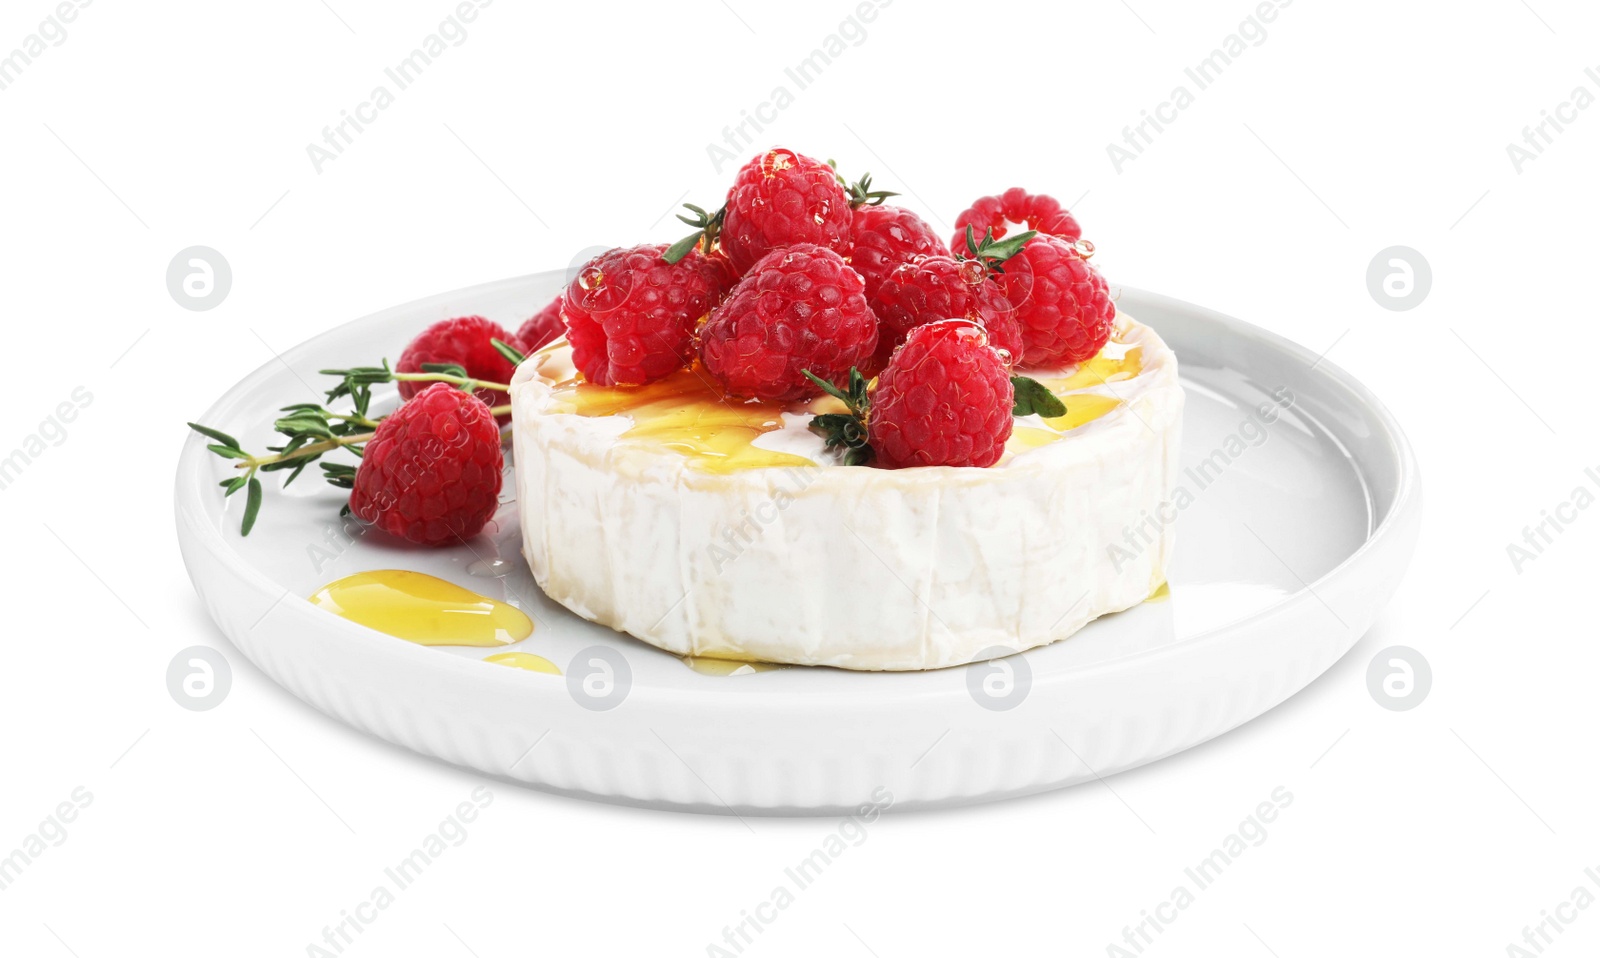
[689,249,740,300]
[868,255,1022,372]
[349,383,504,546]
[564,244,736,387]
[721,148,852,274]
[951,188,1082,252]
[395,316,522,419]
[982,302,1023,369]
[516,296,565,353]
[868,319,1014,469]
[850,205,947,297]
[699,244,878,403]
[996,234,1115,367]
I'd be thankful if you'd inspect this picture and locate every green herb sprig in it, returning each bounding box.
[664,204,726,264]
[956,226,1038,274]
[1010,376,1067,418]
[804,368,874,467]
[189,363,512,536]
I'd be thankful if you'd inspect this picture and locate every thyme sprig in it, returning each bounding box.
[804,368,874,467]
[840,170,898,209]
[189,362,511,535]
[664,203,726,264]
[956,226,1038,275]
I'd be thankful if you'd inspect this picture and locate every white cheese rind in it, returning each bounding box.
[511,315,1184,671]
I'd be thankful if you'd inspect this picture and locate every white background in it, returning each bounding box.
[2,0,1597,955]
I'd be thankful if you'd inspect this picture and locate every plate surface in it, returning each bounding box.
[176,272,1421,814]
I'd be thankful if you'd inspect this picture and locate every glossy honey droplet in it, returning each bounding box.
[764,148,796,175]
[309,571,533,647]
[484,652,561,674]
[550,366,816,474]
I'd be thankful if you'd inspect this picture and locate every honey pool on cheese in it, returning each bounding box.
[527,321,1147,473]
[547,366,815,474]
[510,312,1184,671]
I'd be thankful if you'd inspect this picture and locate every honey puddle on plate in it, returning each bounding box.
[540,335,1144,473]
[309,570,533,647]
[484,652,561,674]
[682,656,788,676]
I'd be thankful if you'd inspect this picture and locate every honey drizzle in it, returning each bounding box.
[308,570,533,647]
[537,331,1148,472]
[548,366,816,474]
[1001,341,1145,454]
[484,652,561,674]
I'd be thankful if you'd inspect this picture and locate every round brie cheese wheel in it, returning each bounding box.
[509,313,1183,671]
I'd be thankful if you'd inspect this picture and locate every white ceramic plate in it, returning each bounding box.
[176,272,1421,814]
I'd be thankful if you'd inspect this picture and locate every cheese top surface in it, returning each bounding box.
[513,314,1167,475]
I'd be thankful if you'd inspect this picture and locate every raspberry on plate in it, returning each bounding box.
[867,319,1015,469]
[564,244,736,387]
[721,148,853,274]
[699,244,878,403]
[951,188,1082,253]
[348,382,504,546]
[994,234,1116,367]
[395,316,523,417]
[516,296,565,353]
[850,204,948,297]
[868,255,1022,372]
